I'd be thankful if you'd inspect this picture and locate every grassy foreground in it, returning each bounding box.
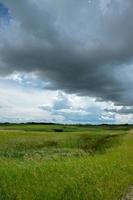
[0,124,133,200]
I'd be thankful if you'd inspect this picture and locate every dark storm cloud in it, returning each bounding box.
[0,0,133,106]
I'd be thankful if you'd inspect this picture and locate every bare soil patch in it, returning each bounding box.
[121,186,133,200]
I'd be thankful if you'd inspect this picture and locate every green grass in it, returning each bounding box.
[0,124,133,200]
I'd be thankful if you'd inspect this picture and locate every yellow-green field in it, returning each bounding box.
[0,124,133,200]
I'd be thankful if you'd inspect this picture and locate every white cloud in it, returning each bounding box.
[0,76,57,122]
[0,73,132,124]
[115,114,133,124]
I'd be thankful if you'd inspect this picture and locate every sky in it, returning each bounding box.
[0,0,133,124]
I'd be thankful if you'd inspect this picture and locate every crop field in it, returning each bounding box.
[0,124,133,200]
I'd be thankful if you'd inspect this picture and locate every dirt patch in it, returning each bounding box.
[121,186,133,200]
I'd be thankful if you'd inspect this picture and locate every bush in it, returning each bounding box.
[54,129,63,132]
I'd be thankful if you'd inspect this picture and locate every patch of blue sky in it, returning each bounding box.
[0,73,48,90]
[0,3,11,24]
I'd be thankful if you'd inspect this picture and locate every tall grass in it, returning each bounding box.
[0,125,133,200]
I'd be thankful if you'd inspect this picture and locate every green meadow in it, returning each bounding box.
[0,124,133,200]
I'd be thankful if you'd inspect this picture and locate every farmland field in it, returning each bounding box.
[0,124,133,200]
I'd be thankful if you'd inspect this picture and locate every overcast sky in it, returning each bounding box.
[0,0,133,124]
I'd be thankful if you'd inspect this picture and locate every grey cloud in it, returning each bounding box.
[104,106,133,115]
[0,0,133,106]
[0,105,12,109]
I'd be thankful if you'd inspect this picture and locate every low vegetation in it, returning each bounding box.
[0,124,133,200]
